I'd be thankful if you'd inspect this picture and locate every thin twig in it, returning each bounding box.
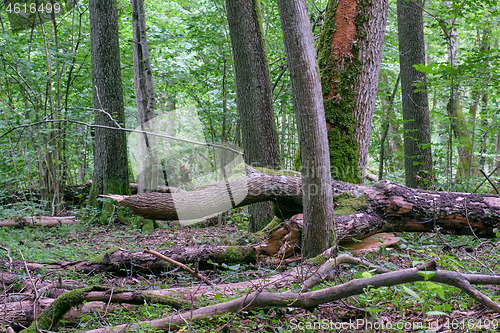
[464,198,481,244]
[19,249,40,332]
[0,246,12,270]
[0,118,243,155]
[479,169,500,194]
[143,249,212,286]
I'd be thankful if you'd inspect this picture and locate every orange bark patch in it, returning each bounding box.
[341,233,399,254]
[386,196,413,214]
[331,0,357,56]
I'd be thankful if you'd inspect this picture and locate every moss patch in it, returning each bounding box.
[253,166,300,177]
[223,246,256,263]
[333,193,368,215]
[88,176,132,225]
[89,246,121,264]
[315,0,375,184]
[21,287,92,332]
[142,292,189,308]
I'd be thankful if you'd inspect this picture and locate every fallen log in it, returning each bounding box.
[11,245,258,275]
[103,171,500,239]
[0,216,77,227]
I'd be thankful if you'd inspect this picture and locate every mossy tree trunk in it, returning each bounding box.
[441,2,476,184]
[226,0,281,232]
[317,0,388,184]
[87,0,131,222]
[277,0,335,257]
[397,0,433,189]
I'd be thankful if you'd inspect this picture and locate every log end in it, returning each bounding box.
[99,194,128,202]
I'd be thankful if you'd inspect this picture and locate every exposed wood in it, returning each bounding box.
[0,216,77,227]
[341,232,399,255]
[104,171,500,239]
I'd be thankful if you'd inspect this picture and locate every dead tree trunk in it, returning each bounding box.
[104,170,500,239]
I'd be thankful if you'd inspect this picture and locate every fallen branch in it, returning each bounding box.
[85,261,500,332]
[301,253,390,291]
[143,248,212,285]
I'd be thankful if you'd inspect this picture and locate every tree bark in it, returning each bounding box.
[226,0,281,232]
[105,170,500,240]
[277,0,335,257]
[317,0,388,184]
[87,0,131,219]
[131,0,159,194]
[397,0,433,189]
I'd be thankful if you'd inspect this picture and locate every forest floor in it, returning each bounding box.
[1,210,500,332]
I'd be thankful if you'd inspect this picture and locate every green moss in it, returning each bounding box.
[21,287,92,332]
[223,246,255,263]
[261,216,284,234]
[293,149,301,172]
[142,292,189,308]
[130,216,159,231]
[315,0,375,184]
[252,0,269,70]
[333,193,368,215]
[253,166,300,177]
[308,254,329,266]
[88,177,132,225]
[89,246,121,264]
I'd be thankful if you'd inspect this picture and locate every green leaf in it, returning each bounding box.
[418,271,436,280]
[402,285,421,301]
[425,310,447,316]
[362,271,372,279]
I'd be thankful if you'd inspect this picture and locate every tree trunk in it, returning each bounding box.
[317,0,388,184]
[277,0,335,257]
[131,0,158,194]
[378,74,400,181]
[226,0,281,232]
[397,0,433,189]
[87,0,131,222]
[442,2,475,185]
[105,170,500,240]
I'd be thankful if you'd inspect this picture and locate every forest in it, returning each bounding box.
[0,0,500,331]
